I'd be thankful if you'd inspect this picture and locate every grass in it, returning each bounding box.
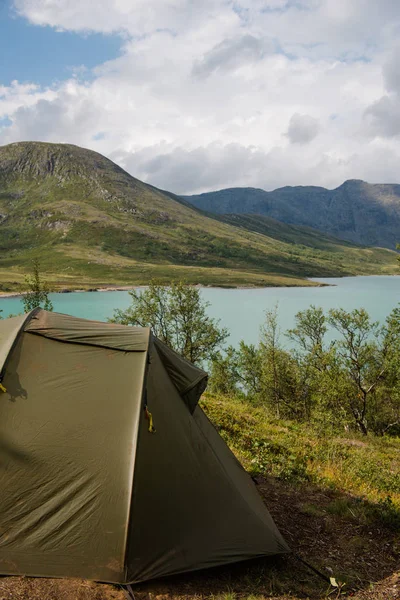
[0,141,398,291]
[0,259,321,292]
[201,394,400,511]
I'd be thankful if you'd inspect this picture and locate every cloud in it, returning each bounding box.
[363,44,400,140]
[2,0,400,193]
[14,0,400,58]
[110,140,400,195]
[0,80,56,124]
[192,35,275,78]
[286,113,320,144]
[114,143,271,193]
[382,46,400,94]
[5,94,101,144]
[13,0,223,36]
[364,95,400,138]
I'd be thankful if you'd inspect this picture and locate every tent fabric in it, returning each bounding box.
[23,311,207,409]
[25,310,151,352]
[126,342,288,583]
[0,331,147,581]
[153,338,208,413]
[0,310,289,584]
[0,313,33,380]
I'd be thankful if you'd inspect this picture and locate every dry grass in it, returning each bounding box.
[0,577,123,600]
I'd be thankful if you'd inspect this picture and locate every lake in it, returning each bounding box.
[1,276,399,348]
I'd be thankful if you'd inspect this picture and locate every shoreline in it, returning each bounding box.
[0,286,137,300]
[0,282,328,299]
[3,273,399,300]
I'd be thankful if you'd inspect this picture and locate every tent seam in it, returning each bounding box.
[122,337,152,583]
[24,330,149,353]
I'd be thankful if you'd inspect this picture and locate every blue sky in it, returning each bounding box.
[1,0,400,194]
[0,2,122,87]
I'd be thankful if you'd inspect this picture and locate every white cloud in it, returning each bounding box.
[112,140,400,195]
[362,43,400,140]
[364,95,400,138]
[286,113,320,144]
[192,35,275,78]
[13,0,224,36]
[0,81,55,119]
[383,45,400,93]
[2,0,400,193]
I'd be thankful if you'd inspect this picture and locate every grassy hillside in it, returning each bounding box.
[219,213,399,277]
[0,142,398,291]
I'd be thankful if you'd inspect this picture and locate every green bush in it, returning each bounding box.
[210,304,400,435]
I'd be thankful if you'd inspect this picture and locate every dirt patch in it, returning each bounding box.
[352,573,400,599]
[258,476,399,591]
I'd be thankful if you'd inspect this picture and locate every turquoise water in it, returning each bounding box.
[1,276,399,347]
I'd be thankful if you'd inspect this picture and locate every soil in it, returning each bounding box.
[0,476,398,600]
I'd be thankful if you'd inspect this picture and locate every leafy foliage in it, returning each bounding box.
[110,281,228,365]
[210,304,400,435]
[21,260,53,313]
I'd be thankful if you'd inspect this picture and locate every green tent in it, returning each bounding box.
[0,309,289,584]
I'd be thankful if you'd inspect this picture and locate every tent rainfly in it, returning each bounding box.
[0,309,289,584]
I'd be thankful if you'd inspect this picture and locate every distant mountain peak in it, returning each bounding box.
[184,180,400,249]
[339,179,367,187]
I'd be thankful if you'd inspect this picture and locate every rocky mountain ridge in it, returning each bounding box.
[184,180,400,249]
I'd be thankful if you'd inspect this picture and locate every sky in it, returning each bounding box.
[1,0,400,194]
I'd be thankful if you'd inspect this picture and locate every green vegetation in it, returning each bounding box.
[21,259,53,312]
[0,141,398,291]
[201,393,400,514]
[198,379,400,596]
[210,305,400,436]
[110,280,228,364]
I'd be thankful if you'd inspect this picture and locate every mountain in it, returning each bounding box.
[0,142,397,291]
[183,180,400,249]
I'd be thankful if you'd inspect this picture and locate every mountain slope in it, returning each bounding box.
[184,180,400,249]
[0,142,397,291]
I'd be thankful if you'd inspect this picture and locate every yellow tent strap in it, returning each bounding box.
[144,406,156,433]
[0,383,6,393]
